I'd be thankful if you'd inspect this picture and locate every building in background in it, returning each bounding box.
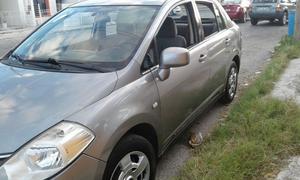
[0,0,83,30]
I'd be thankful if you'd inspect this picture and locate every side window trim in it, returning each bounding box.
[186,2,200,46]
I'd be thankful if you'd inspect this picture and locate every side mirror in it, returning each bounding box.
[158,47,190,81]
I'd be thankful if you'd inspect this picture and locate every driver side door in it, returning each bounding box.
[151,2,212,147]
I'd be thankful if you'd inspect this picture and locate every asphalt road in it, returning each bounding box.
[156,20,288,180]
[0,20,288,180]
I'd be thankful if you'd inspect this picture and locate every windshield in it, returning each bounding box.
[9,6,158,70]
[222,0,241,4]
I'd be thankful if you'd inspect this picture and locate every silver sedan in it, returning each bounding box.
[0,0,241,179]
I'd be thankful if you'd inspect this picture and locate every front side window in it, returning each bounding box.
[6,6,158,71]
[141,3,197,72]
[166,3,197,47]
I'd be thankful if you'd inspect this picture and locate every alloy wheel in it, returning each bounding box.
[228,67,238,99]
[111,151,150,180]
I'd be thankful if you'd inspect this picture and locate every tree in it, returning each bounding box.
[295,0,300,40]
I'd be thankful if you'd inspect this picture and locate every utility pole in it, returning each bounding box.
[295,0,300,40]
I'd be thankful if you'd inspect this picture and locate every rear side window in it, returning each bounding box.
[196,3,218,38]
[214,5,226,31]
[196,2,226,38]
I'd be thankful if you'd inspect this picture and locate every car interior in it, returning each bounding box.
[141,3,221,71]
[141,5,194,71]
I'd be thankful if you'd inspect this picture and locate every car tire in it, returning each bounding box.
[279,11,288,26]
[103,134,156,180]
[250,18,258,25]
[220,62,238,104]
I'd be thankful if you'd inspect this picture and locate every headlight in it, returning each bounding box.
[0,121,94,180]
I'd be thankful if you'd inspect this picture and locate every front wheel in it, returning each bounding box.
[220,62,238,104]
[103,135,156,180]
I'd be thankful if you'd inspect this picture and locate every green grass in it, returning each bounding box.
[176,37,300,180]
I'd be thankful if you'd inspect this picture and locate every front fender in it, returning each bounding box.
[66,72,161,161]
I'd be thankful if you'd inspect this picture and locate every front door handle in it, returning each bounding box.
[199,54,207,63]
[225,38,231,45]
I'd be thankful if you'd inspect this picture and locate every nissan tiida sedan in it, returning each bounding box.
[0,0,241,179]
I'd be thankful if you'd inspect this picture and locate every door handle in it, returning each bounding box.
[225,38,231,45]
[199,54,207,63]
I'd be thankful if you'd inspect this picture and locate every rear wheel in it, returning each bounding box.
[279,11,288,26]
[103,135,156,180]
[250,18,258,25]
[220,62,238,104]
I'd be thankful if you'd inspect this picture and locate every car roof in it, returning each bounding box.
[71,0,218,7]
[72,0,168,6]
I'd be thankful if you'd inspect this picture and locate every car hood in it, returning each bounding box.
[0,63,117,154]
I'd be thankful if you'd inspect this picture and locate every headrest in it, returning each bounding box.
[157,17,177,38]
[95,15,111,26]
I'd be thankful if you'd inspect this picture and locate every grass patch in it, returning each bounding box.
[176,37,300,180]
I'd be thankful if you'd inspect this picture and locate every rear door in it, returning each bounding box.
[196,1,232,94]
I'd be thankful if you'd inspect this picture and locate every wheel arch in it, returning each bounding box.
[126,123,159,157]
[232,55,241,72]
[96,116,161,162]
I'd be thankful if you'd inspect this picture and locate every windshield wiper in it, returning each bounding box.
[15,58,61,70]
[24,58,104,72]
[6,55,106,72]
[56,60,105,73]
[10,53,25,65]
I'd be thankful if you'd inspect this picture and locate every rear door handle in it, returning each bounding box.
[199,54,207,63]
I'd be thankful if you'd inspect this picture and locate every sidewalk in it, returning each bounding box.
[0,27,35,57]
[272,58,300,105]
[0,27,35,40]
[272,58,300,180]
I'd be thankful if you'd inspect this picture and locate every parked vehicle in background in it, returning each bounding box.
[249,0,295,25]
[222,0,251,23]
[0,0,241,179]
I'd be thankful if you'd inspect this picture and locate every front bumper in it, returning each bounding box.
[53,154,106,180]
[249,11,284,20]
